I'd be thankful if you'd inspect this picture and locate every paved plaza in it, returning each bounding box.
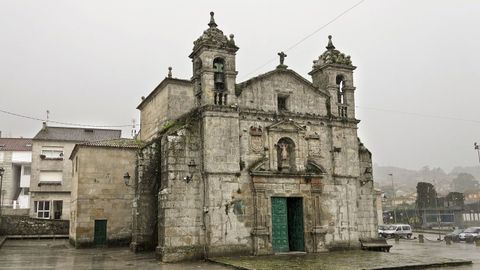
[0,239,232,270]
[0,234,478,270]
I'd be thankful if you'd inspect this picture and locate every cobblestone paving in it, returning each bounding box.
[0,239,232,270]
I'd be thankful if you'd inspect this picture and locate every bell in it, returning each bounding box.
[214,73,224,83]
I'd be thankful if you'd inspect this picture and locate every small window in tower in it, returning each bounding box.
[336,75,346,104]
[213,58,225,91]
[278,96,288,111]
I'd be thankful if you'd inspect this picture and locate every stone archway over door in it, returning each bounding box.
[271,197,305,252]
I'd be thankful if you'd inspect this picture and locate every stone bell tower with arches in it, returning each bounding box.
[309,35,356,119]
[189,12,239,107]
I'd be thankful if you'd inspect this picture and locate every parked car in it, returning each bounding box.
[458,227,480,242]
[380,224,413,239]
[378,224,389,236]
[444,228,464,242]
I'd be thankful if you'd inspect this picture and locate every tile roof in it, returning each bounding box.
[0,138,33,151]
[81,138,142,148]
[69,138,142,160]
[33,126,121,142]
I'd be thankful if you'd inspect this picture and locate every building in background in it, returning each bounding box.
[29,123,121,220]
[69,139,139,247]
[0,138,32,209]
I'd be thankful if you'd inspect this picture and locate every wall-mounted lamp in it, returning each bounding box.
[124,172,131,186]
[183,159,197,183]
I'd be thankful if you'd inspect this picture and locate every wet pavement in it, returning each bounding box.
[0,239,232,270]
[0,235,478,270]
[213,233,478,270]
[389,233,480,270]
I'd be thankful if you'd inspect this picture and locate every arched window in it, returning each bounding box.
[336,74,345,104]
[276,137,296,172]
[213,57,227,105]
[213,57,225,91]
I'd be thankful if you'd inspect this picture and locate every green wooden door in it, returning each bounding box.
[94,220,107,246]
[271,197,289,252]
[288,198,305,251]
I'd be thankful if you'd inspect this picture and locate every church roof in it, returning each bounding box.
[236,68,330,97]
[137,77,192,110]
[311,35,355,71]
[189,12,238,58]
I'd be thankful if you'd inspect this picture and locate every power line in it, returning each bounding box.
[0,108,134,128]
[356,106,480,125]
[240,0,366,80]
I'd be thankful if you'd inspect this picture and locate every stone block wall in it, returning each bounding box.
[70,146,136,248]
[131,143,160,252]
[0,215,68,235]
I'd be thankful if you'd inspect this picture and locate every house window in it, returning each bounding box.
[39,171,63,183]
[23,166,31,175]
[278,96,288,111]
[34,201,50,219]
[41,146,64,159]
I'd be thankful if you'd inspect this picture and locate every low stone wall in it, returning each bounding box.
[2,208,29,216]
[0,215,69,235]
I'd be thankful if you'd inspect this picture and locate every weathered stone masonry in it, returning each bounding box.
[132,12,378,262]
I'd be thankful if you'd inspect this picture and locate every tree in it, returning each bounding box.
[451,173,479,193]
[416,182,437,209]
[445,192,464,207]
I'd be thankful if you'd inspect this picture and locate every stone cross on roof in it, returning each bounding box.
[277,51,288,69]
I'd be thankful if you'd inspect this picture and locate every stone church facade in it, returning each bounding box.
[132,12,378,262]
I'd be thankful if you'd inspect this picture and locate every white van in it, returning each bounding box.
[380,224,412,239]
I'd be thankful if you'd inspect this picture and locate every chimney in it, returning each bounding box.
[0,131,2,138]
[42,122,47,131]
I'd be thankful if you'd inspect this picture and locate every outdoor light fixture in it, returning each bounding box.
[123,172,131,186]
[183,159,197,183]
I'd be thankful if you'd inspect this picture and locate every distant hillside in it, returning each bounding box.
[372,165,475,195]
[450,166,480,180]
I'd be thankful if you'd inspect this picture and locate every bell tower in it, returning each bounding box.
[190,12,239,107]
[309,35,356,119]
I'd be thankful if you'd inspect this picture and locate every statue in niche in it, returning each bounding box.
[277,137,295,171]
[278,143,289,161]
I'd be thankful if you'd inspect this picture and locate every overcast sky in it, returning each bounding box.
[1,0,479,171]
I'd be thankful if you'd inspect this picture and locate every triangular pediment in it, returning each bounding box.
[236,68,330,97]
[267,120,306,133]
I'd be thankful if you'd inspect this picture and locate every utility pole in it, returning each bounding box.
[474,143,480,216]
[475,142,480,164]
[389,173,397,223]
[433,179,441,240]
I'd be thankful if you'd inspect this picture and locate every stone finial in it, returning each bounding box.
[168,67,172,78]
[208,11,217,28]
[326,35,335,50]
[229,34,235,45]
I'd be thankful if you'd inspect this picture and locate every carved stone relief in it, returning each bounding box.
[306,132,322,157]
[249,126,264,153]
